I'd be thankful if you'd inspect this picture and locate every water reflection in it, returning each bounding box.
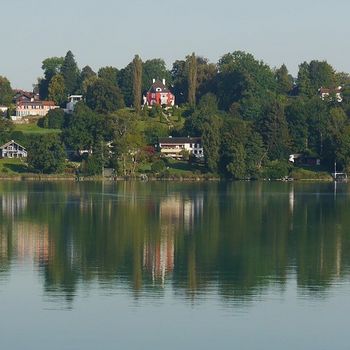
[0,181,349,304]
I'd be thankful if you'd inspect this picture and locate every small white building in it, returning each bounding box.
[0,140,27,159]
[158,137,203,159]
[65,95,83,113]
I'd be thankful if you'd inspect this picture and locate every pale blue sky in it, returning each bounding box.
[2,0,349,89]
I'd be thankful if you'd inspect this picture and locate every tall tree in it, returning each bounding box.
[171,60,187,104]
[0,76,12,106]
[132,55,143,114]
[118,62,134,107]
[260,95,291,160]
[38,57,64,99]
[61,51,80,95]
[275,64,293,95]
[187,52,197,107]
[79,65,96,92]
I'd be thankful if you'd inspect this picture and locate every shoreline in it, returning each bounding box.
[0,173,335,182]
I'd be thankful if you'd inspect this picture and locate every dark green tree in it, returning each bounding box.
[86,78,124,113]
[98,66,119,86]
[275,64,293,95]
[118,62,134,107]
[132,55,143,114]
[259,96,291,160]
[0,118,14,144]
[27,135,66,173]
[61,51,80,95]
[187,53,197,107]
[0,76,13,106]
[142,59,171,93]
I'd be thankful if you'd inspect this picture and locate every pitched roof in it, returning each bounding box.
[17,100,56,107]
[148,80,170,93]
[0,140,26,150]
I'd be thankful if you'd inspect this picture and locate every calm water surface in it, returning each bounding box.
[0,181,349,349]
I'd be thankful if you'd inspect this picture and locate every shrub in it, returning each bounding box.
[151,160,166,173]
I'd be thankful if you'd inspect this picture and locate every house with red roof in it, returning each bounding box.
[145,79,175,107]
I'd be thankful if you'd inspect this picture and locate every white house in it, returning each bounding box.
[65,95,83,113]
[0,140,27,159]
[158,137,203,159]
[319,86,343,102]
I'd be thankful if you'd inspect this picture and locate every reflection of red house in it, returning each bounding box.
[145,79,175,107]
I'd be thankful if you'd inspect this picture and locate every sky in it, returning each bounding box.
[1,0,350,89]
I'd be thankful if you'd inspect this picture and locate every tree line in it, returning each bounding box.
[1,50,350,177]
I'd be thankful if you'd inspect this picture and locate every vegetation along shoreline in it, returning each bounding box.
[1,50,350,181]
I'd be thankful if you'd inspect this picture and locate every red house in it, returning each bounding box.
[145,79,175,107]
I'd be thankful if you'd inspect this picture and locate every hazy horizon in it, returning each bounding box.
[2,0,350,89]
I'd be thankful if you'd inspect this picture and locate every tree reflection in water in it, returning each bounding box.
[0,181,349,304]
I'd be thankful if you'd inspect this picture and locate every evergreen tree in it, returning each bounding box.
[61,51,80,95]
[132,54,143,114]
[275,64,293,95]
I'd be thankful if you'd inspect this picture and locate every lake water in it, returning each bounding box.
[0,181,349,349]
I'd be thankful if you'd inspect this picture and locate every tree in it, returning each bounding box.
[38,57,64,99]
[142,59,171,92]
[286,97,309,152]
[0,76,13,106]
[171,60,187,105]
[196,58,217,101]
[216,51,276,112]
[202,117,222,173]
[0,118,14,144]
[27,135,66,173]
[118,62,134,107]
[79,65,96,92]
[259,95,291,160]
[48,74,66,106]
[336,125,350,172]
[108,110,145,175]
[63,103,102,153]
[46,109,65,129]
[86,78,124,113]
[187,52,197,107]
[297,60,337,97]
[132,55,143,114]
[98,66,119,86]
[275,64,293,95]
[61,50,80,95]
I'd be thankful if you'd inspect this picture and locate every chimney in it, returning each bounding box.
[162,79,166,85]
[153,78,155,83]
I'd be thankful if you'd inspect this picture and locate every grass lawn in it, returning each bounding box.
[0,158,28,174]
[14,123,61,135]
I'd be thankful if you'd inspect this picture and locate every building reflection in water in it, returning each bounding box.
[143,193,204,286]
[1,192,27,217]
